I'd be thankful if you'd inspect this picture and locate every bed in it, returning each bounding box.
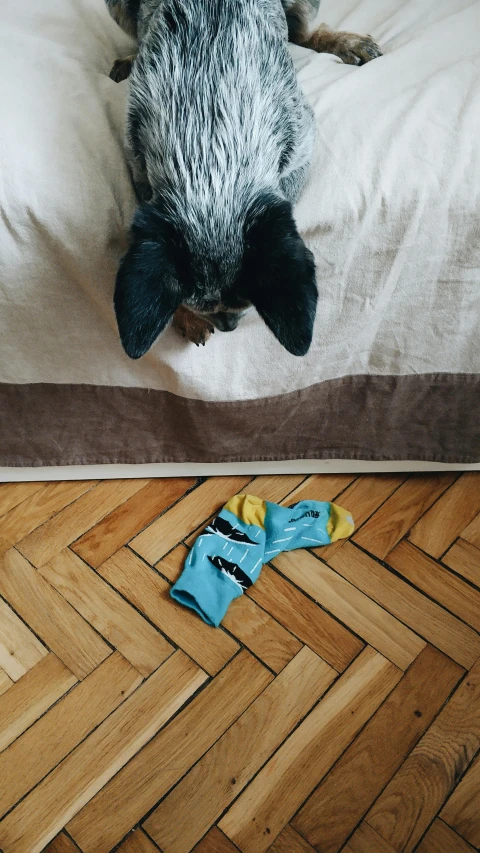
[1,0,479,479]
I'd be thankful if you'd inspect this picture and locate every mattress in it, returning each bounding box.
[1,0,479,476]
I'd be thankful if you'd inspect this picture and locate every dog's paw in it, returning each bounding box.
[109,57,134,83]
[307,28,382,65]
[329,32,382,66]
[173,308,214,347]
[187,321,214,347]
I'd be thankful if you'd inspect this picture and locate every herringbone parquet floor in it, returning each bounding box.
[0,472,480,853]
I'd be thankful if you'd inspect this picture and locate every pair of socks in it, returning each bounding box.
[170,494,354,627]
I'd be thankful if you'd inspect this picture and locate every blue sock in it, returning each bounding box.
[170,494,354,627]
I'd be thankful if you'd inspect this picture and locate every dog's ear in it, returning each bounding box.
[243,195,317,356]
[114,206,183,359]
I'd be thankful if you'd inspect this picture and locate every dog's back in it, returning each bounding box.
[132,0,306,249]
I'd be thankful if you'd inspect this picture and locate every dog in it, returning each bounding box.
[106,0,381,357]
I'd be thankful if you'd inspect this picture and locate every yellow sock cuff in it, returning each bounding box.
[327,503,355,542]
[223,494,267,529]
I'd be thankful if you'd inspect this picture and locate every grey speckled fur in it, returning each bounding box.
[109,1,316,259]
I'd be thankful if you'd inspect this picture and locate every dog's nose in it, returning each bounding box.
[213,312,239,332]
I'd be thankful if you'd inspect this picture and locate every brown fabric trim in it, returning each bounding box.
[1,374,479,467]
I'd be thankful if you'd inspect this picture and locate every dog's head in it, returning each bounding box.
[114,193,317,358]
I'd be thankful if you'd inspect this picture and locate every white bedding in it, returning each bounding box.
[1,0,479,402]
[1,0,479,474]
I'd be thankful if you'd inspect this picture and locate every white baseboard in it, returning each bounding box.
[1,459,478,481]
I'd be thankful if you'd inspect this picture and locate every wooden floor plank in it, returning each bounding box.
[144,647,335,853]
[117,828,161,852]
[219,647,401,853]
[44,833,81,853]
[0,597,47,681]
[0,549,110,679]
[280,474,357,506]
[461,511,480,550]
[39,549,173,676]
[222,594,302,673]
[353,475,455,559]
[365,657,480,852]
[409,473,480,558]
[328,543,480,668]
[248,563,364,672]
[443,539,480,589]
[17,479,148,567]
[71,477,197,568]
[0,652,142,818]
[248,474,308,504]
[99,547,238,675]
[67,651,272,853]
[346,822,399,853]
[0,668,13,697]
[416,818,476,852]
[131,476,252,564]
[268,825,317,853]
[313,474,407,560]
[273,550,425,670]
[192,827,240,853]
[292,644,463,853]
[0,481,44,517]
[0,653,77,753]
[387,541,480,631]
[156,544,190,581]
[0,651,206,853]
[441,753,480,849]
[0,481,95,555]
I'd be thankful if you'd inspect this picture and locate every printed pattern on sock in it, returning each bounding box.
[171,495,354,627]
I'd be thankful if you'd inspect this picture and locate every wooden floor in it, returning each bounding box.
[0,473,479,853]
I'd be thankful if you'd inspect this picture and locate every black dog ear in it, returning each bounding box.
[243,195,318,356]
[114,206,183,359]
